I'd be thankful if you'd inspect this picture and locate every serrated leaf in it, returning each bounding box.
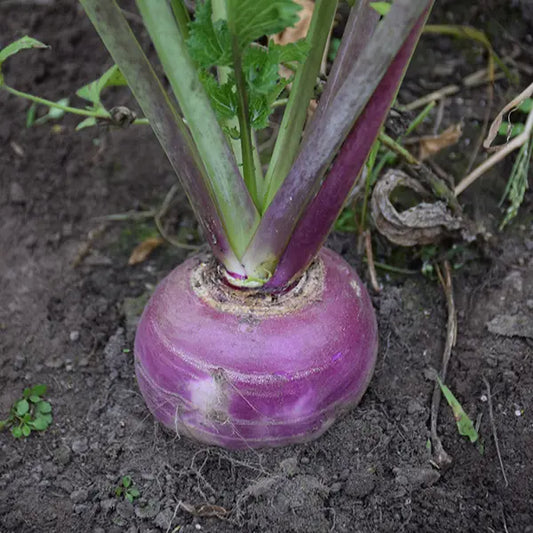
[199,73,238,120]
[370,2,392,16]
[227,0,302,48]
[187,0,231,69]
[76,64,127,107]
[30,384,47,396]
[15,399,29,416]
[243,47,280,95]
[437,377,479,444]
[76,116,98,131]
[271,39,310,64]
[0,36,49,84]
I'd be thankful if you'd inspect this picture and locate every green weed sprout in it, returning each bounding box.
[0,384,53,438]
[115,476,141,503]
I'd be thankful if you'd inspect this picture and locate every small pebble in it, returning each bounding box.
[71,438,88,454]
[9,182,26,204]
[300,456,310,465]
[329,482,343,494]
[69,330,80,342]
[70,489,88,504]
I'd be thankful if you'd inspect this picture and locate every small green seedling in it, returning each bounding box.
[0,384,53,438]
[115,476,140,503]
[437,377,479,444]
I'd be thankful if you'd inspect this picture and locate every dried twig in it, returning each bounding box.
[430,261,456,469]
[483,376,509,487]
[154,183,200,251]
[364,230,381,292]
[454,104,533,196]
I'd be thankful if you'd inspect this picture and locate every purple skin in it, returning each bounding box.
[135,247,377,449]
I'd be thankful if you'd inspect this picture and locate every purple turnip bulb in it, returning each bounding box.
[135,247,377,449]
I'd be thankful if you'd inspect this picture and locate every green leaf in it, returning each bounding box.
[243,46,280,96]
[23,387,32,398]
[199,73,238,120]
[187,0,231,69]
[498,121,525,138]
[11,426,23,438]
[22,425,31,437]
[519,98,533,113]
[76,64,127,107]
[76,116,98,131]
[128,488,140,498]
[30,384,48,396]
[125,493,134,503]
[437,377,479,444]
[37,401,52,414]
[15,399,29,416]
[26,104,37,128]
[226,0,302,48]
[271,40,310,64]
[30,98,69,126]
[122,476,132,488]
[30,416,50,431]
[0,36,49,84]
[0,420,8,430]
[29,395,41,403]
[370,2,392,16]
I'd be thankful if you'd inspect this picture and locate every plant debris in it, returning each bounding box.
[370,169,466,246]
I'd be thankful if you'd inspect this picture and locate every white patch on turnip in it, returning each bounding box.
[350,279,362,298]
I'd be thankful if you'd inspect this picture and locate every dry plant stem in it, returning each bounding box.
[464,80,494,174]
[398,65,506,113]
[454,105,533,196]
[412,165,462,213]
[430,261,456,469]
[364,230,381,292]
[154,184,201,251]
[483,376,510,487]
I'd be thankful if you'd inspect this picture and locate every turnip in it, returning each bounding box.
[1,0,433,448]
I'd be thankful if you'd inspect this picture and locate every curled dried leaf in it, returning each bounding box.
[484,81,533,152]
[128,237,164,265]
[371,169,465,246]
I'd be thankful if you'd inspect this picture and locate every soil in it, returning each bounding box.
[1,2,532,532]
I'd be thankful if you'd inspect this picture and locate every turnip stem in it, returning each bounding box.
[170,0,190,40]
[262,0,338,210]
[136,0,260,258]
[79,0,246,275]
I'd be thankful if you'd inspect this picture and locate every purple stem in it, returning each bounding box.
[309,0,380,127]
[241,0,430,282]
[266,4,433,289]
